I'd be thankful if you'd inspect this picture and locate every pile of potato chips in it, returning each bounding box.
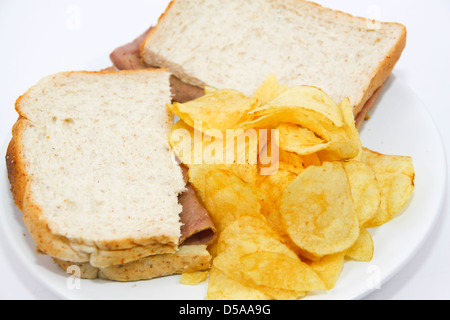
[169,74,415,300]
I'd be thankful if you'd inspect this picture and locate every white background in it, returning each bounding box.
[0,0,448,300]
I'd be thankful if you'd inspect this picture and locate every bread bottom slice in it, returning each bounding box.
[54,245,211,281]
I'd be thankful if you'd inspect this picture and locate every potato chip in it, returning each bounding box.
[170,120,195,166]
[204,86,218,94]
[204,169,263,232]
[345,227,374,262]
[254,86,344,127]
[316,127,360,162]
[343,160,381,226]
[339,98,363,161]
[207,266,271,300]
[301,153,322,168]
[255,287,306,300]
[315,98,362,162]
[180,271,209,285]
[210,259,305,300]
[170,75,415,301]
[224,128,260,184]
[309,251,346,290]
[170,120,227,166]
[280,162,360,258]
[216,216,295,258]
[239,252,326,291]
[257,170,296,236]
[188,164,225,204]
[244,106,359,161]
[278,123,330,155]
[168,89,259,133]
[252,74,290,105]
[212,216,313,300]
[213,251,325,293]
[362,148,415,227]
[239,109,331,142]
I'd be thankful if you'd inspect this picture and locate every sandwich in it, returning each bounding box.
[110,0,406,129]
[6,69,216,281]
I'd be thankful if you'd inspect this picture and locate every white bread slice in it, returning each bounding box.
[142,0,406,118]
[6,69,186,266]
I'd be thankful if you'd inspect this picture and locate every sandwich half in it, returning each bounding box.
[6,69,213,280]
[136,0,406,128]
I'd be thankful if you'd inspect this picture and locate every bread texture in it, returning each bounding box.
[54,244,211,282]
[142,0,406,118]
[6,69,187,267]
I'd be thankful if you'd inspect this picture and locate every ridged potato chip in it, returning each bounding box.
[254,85,344,127]
[180,271,209,286]
[278,123,330,155]
[170,120,226,166]
[188,164,225,204]
[204,169,263,232]
[212,216,316,300]
[173,75,415,300]
[239,108,331,142]
[345,227,374,262]
[309,251,346,290]
[258,169,297,237]
[280,162,360,258]
[240,252,325,291]
[343,160,381,226]
[207,266,271,300]
[252,73,290,105]
[168,89,259,133]
[216,216,294,258]
[362,148,415,227]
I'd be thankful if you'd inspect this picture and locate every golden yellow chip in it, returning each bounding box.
[207,266,271,300]
[316,98,362,162]
[253,74,290,105]
[216,216,296,259]
[280,162,360,258]
[254,86,344,127]
[278,123,330,155]
[169,75,415,301]
[170,120,227,166]
[345,227,374,262]
[212,215,312,300]
[362,148,415,227]
[188,164,225,204]
[343,160,381,226]
[340,98,363,161]
[169,120,195,166]
[238,252,326,292]
[168,89,259,133]
[239,109,331,142]
[204,86,218,94]
[309,251,346,290]
[213,252,323,296]
[258,169,297,237]
[204,169,263,232]
[180,271,209,286]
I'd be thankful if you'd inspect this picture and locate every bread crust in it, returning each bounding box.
[54,245,212,282]
[7,116,90,263]
[353,25,407,118]
[142,0,407,117]
[6,69,184,268]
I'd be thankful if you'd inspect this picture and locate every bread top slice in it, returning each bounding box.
[142,0,406,117]
[9,69,186,255]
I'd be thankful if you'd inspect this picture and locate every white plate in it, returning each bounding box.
[0,76,447,300]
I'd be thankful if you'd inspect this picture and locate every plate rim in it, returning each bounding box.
[0,76,447,300]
